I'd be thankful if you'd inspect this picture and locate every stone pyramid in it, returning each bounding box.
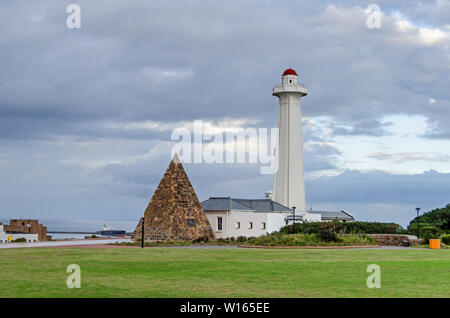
[133,153,216,242]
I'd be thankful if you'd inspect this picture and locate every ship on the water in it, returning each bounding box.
[97,225,126,237]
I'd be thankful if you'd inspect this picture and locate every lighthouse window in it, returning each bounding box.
[289,79,292,83]
[261,222,266,230]
[236,222,240,229]
[187,218,195,227]
[217,217,223,231]
[248,222,253,229]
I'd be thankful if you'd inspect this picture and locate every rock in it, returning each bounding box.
[370,234,423,246]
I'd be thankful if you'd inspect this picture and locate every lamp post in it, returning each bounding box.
[141,216,145,248]
[292,206,296,234]
[416,207,420,239]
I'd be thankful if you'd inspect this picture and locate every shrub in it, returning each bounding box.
[245,233,374,247]
[441,234,450,245]
[339,234,375,245]
[192,236,210,243]
[317,230,339,242]
[277,221,405,235]
[11,237,27,243]
[420,226,444,243]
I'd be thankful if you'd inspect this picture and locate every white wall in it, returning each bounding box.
[303,213,321,222]
[0,233,38,244]
[267,212,291,233]
[205,211,228,239]
[205,211,291,239]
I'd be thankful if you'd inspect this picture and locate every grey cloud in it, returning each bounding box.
[305,143,341,156]
[307,169,450,206]
[367,152,450,163]
[424,132,450,140]
[303,143,341,171]
[332,119,393,136]
[1,0,449,142]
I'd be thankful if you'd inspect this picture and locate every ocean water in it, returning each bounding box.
[51,233,92,240]
[0,217,137,240]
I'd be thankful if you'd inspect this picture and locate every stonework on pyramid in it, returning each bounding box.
[133,154,216,242]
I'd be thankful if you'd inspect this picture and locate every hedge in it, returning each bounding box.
[441,234,450,245]
[238,233,375,246]
[276,221,406,235]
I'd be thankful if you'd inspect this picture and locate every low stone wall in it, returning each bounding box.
[369,234,424,246]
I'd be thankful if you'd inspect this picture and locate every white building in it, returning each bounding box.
[272,68,308,212]
[0,224,38,244]
[201,198,355,239]
[202,197,292,239]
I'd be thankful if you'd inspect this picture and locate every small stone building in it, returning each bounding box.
[0,222,40,244]
[3,219,47,241]
[133,154,216,242]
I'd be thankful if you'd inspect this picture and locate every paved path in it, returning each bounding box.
[369,246,425,250]
[0,238,132,249]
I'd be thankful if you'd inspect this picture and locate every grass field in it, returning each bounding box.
[0,247,449,297]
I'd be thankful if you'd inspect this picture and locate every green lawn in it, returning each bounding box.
[0,247,449,297]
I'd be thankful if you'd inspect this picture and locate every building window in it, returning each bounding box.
[261,222,266,230]
[248,222,253,229]
[236,222,240,229]
[187,218,196,227]
[217,217,223,231]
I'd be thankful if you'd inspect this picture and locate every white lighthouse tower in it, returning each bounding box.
[272,68,307,212]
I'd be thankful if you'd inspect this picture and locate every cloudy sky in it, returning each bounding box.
[0,0,449,230]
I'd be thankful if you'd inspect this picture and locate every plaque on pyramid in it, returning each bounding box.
[133,153,216,242]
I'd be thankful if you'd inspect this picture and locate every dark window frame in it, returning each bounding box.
[217,217,223,231]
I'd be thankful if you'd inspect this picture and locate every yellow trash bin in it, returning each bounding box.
[429,239,440,249]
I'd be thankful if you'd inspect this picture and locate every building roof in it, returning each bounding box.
[201,197,355,220]
[282,68,298,76]
[201,197,292,213]
[308,210,355,221]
